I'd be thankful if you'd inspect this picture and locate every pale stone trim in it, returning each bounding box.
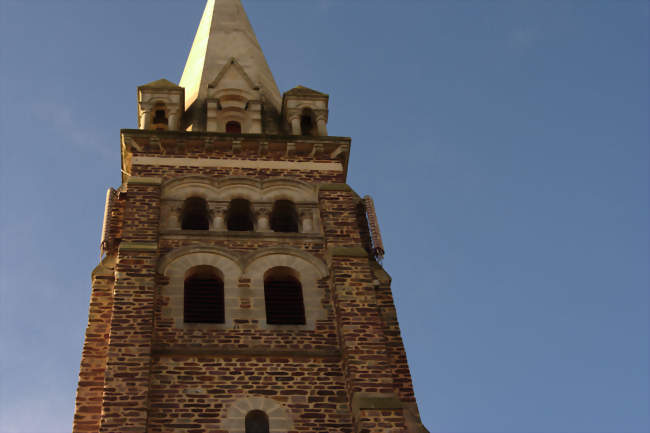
[132,155,343,172]
[243,248,328,330]
[157,246,329,330]
[160,175,321,233]
[119,241,158,252]
[223,397,293,433]
[126,176,163,186]
[161,249,242,329]
[162,175,317,202]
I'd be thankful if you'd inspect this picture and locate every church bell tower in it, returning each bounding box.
[72,1,429,432]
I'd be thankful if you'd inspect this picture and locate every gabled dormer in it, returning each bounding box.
[282,86,330,136]
[205,58,263,134]
[137,79,184,131]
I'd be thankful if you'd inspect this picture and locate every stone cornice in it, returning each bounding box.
[120,129,351,184]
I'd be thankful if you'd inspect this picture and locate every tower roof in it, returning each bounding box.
[179,0,281,125]
[138,78,183,90]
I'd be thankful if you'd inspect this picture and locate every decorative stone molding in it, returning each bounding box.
[254,206,272,232]
[222,397,293,433]
[160,176,321,234]
[210,204,228,231]
[159,248,241,329]
[298,207,315,233]
[157,246,329,330]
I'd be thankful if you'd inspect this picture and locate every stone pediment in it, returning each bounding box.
[285,85,329,98]
[138,78,183,90]
[207,58,258,93]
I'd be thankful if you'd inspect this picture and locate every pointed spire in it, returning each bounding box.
[179,0,281,130]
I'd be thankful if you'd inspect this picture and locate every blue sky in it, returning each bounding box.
[0,1,648,432]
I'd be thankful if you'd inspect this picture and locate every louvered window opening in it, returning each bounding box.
[182,197,210,230]
[264,278,306,325]
[227,199,254,231]
[245,410,269,433]
[184,277,225,323]
[270,200,298,233]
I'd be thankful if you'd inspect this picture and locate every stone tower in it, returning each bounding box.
[72,1,429,432]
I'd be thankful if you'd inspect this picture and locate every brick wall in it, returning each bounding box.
[72,131,425,433]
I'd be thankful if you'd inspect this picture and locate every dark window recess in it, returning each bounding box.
[226,121,242,134]
[153,110,167,125]
[227,199,254,231]
[245,410,270,433]
[264,276,306,325]
[270,200,299,233]
[300,115,314,136]
[181,197,210,230]
[184,275,224,324]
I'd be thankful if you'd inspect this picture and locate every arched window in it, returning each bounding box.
[264,267,305,325]
[270,200,298,233]
[245,410,269,433]
[181,197,210,230]
[184,266,224,324]
[227,199,254,231]
[152,103,168,130]
[300,110,314,136]
[226,121,242,134]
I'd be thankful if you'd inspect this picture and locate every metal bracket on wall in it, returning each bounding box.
[363,195,385,260]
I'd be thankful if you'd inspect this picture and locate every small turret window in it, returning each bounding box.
[152,103,168,130]
[264,267,305,325]
[245,410,269,433]
[184,266,224,324]
[226,121,242,134]
[181,197,210,230]
[270,200,299,233]
[300,113,314,136]
[227,199,254,231]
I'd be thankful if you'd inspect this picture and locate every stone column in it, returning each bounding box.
[315,109,328,136]
[300,208,314,233]
[207,100,218,132]
[167,109,179,131]
[287,109,301,135]
[140,109,151,130]
[211,205,227,231]
[255,207,271,232]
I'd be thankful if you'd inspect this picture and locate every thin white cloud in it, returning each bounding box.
[31,102,112,160]
[509,26,541,49]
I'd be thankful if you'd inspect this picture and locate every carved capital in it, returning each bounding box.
[255,207,271,217]
[286,108,302,121]
[139,101,153,111]
[209,205,227,218]
[314,109,329,122]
